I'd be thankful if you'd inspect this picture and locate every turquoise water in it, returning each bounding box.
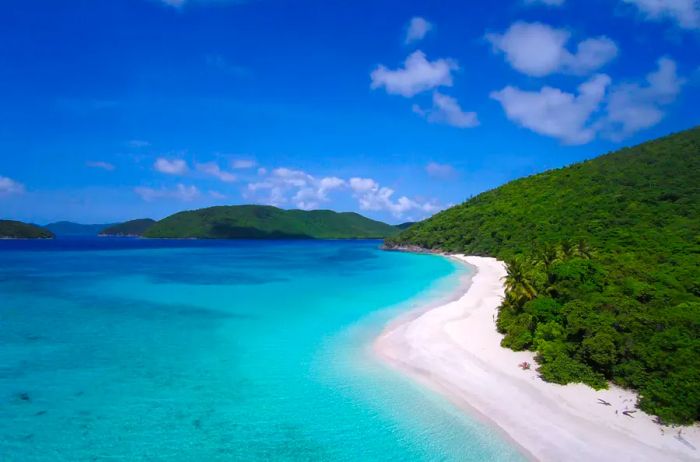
[0,239,523,461]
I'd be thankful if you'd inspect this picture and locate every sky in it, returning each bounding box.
[0,0,698,225]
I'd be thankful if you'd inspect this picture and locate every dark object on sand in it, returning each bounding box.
[622,410,637,418]
[597,398,611,406]
[518,361,531,370]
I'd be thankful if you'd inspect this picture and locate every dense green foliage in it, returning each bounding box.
[387,127,700,424]
[100,219,156,236]
[46,221,116,236]
[395,222,416,230]
[0,220,54,239]
[143,205,398,239]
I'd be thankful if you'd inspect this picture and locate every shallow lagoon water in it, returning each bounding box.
[0,238,523,461]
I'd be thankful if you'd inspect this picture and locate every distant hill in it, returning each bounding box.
[395,222,416,230]
[143,205,398,239]
[100,219,156,237]
[387,127,700,424]
[0,220,54,239]
[45,221,116,236]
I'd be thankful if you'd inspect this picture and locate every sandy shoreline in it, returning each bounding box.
[375,255,700,461]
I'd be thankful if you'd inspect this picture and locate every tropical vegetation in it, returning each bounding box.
[386,127,700,424]
[100,218,156,237]
[0,220,54,239]
[143,205,399,239]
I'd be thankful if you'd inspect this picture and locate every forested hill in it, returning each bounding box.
[0,220,54,239]
[45,221,115,236]
[100,219,156,237]
[143,205,398,239]
[386,127,700,424]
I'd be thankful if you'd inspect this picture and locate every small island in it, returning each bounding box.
[99,218,156,237]
[142,205,400,239]
[0,220,54,239]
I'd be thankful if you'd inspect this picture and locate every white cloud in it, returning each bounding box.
[492,58,684,143]
[245,168,346,210]
[370,51,458,97]
[349,177,441,218]
[486,22,618,77]
[134,184,200,202]
[425,162,458,179]
[405,17,433,44]
[622,0,700,29]
[231,159,256,169]
[127,140,150,148]
[154,157,188,175]
[245,168,439,218]
[604,58,684,139]
[0,176,25,196]
[491,74,611,144]
[209,190,227,199]
[413,92,479,128]
[196,162,237,182]
[86,161,115,171]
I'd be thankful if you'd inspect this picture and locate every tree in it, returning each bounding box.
[503,258,537,306]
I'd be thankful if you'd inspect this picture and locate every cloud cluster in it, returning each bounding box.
[623,0,700,29]
[604,57,684,139]
[134,183,201,202]
[0,175,25,196]
[405,17,433,44]
[370,51,458,97]
[245,167,440,218]
[425,162,458,179]
[492,74,611,144]
[231,159,256,169]
[196,162,237,182]
[246,168,346,210]
[413,92,479,128]
[154,157,188,175]
[486,22,618,77]
[491,58,684,144]
[349,177,441,217]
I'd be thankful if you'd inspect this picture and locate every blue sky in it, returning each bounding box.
[0,0,698,224]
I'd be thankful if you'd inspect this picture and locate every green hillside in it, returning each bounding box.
[387,127,700,424]
[0,220,54,239]
[100,219,156,236]
[143,205,398,239]
[46,221,116,236]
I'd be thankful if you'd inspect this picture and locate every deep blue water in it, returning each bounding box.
[0,238,523,461]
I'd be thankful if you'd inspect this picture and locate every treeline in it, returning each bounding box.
[386,127,700,424]
[499,240,699,424]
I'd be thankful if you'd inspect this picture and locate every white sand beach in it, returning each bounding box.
[375,255,700,461]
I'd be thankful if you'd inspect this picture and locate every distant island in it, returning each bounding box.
[0,220,54,239]
[386,126,700,425]
[99,219,156,237]
[142,205,399,239]
[45,221,117,236]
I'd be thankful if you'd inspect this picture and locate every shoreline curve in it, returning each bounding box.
[374,255,700,462]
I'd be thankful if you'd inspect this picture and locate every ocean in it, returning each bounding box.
[0,238,523,461]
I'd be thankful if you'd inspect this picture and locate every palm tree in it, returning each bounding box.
[576,238,593,259]
[560,239,575,259]
[538,244,559,286]
[503,257,537,307]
